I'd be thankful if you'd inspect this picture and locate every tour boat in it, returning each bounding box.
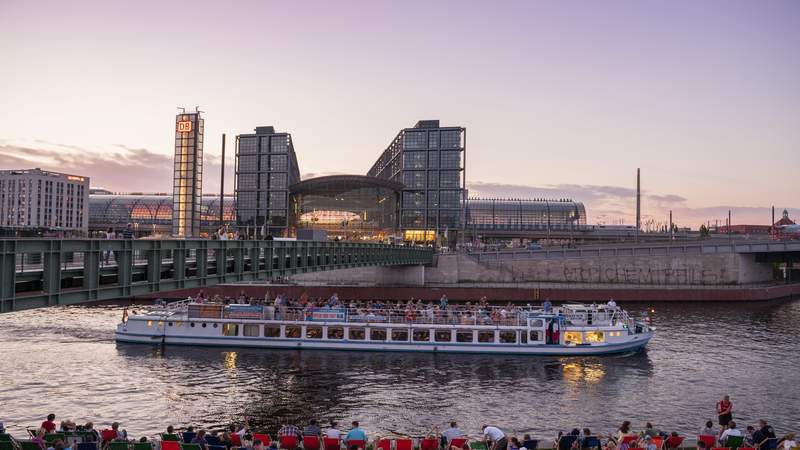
[115,300,654,355]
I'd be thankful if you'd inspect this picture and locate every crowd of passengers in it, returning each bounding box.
[2,408,795,450]
[183,291,603,325]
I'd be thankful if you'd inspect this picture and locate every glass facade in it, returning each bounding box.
[290,175,402,241]
[89,194,235,237]
[172,111,204,237]
[465,198,587,231]
[235,126,300,237]
[367,120,465,239]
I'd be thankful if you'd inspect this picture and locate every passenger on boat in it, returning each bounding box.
[720,421,743,446]
[745,426,757,446]
[778,433,797,450]
[522,434,537,450]
[716,395,733,430]
[509,437,522,450]
[642,436,657,450]
[303,419,322,438]
[344,421,367,447]
[752,419,776,450]
[59,420,76,432]
[607,299,617,309]
[642,423,660,439]
[278,419,302,441]
[543,299,552,313]
[191,430,209,450]
[700,420,717,437]
[325,422,341,439]
[482,425,507,450]
[616,422,636,443]
[41,414,57,433]
[31,428,47,450]
[251,439,265,450]
[442,421,463,446]
[83,423,100,443]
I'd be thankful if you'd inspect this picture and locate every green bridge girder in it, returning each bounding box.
[0,239,434,313]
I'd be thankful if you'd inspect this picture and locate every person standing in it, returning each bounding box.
[122,224,134,240]
[716,395,733,430]
[41,414,57,433]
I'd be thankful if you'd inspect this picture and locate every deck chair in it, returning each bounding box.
[469,442,488,450]
[108,442,130,450]
[345,440,365,450]
[651,437,664,450]
[396,439,413,450]
[760,439,778,450]
[583,437,602,450]
[303,437,321,450]
[451,439,468,450]
[252,435,271,446]
[19,442,43,450]
[698,436,717,449]
[161,436,180,443]
[133,443,153,450]
[279,436,297,450]
[726,437,744,450]
[375,439,391,450]
[160,442,181,450]
[621,437,639,446]
[323,438,340,450]
[45,435,66,445]
[712,447,731,450]
[179,444,202,450]
[0,436,14,443]
[77,443,99,450]
[205,437,221,447]
[665,437,685,449]
[420,439,438,450]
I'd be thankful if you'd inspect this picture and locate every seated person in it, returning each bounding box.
[719,422,743,446]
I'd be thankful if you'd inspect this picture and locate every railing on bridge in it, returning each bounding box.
[0,239,434,313]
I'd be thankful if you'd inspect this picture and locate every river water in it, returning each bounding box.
[1,299,798,440]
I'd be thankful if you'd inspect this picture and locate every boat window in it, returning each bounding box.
[585,331,604,343]
[412,329,430,342]
[327,326,344,339]
[520,331,528,344]
[530,319,544,328]
[456,330,474,343]
[146,320,153,327]
[243,324,259,337]
[222,323,239,337]
[370,328,387,341]
[168,322,173,327]
[499,330,516,344]
[306,326,323,339]
[434,330,452,342]
[564,331,583,344]
[349,328,366,340]
[265,325,280,337]
[391,329,409,341]
[530,330,541,341]
[478,330,495,343]
[285,325,301,338]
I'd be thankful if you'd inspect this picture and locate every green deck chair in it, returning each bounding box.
[133,443,153,450]
[0,435,14,443]
[469,443,488,450]
[108,442,131,450]
[45,435,65,445]
[161,435,180,442]
[180,444,202,450]
[0,441,17,450]
[20,442,43,450]
[726,436,744,450]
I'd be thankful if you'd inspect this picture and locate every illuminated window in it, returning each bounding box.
[478,330,495,343]
[370,328,387,341]
[327,327,344,339]
[306,326,323,339]
[413,329,430,342]
[222,324,239,336]
[530,330,542,341]
[265,326,280,337]
[146,320,153,327]
[243,324,259,337]
[456,330,473,343]
[348,327,365,340]
[499,331,517,344]
[434,330,452,342]
[391,329,409,341]
[585,331,605,343]
[564,331,583,344]
[285,325,301,338]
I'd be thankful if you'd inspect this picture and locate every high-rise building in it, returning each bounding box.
[367,120,465,242]
[0,168,89,235]
[235,126,300,237]
[172,109,204,237]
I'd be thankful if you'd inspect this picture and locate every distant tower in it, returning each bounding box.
[636,168,641,241]
[172,108,204,237]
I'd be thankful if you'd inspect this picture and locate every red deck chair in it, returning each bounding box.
[231,435,242,448]
[622,436,639,446]
[161,442,181,450]
[698,436,717,449]
[253,435,271,446]
[628,447,646,450]
[665,437,685,449]
[279,436,298,450]
[396,439,413,450]
[450,439,468,449]
[346,440,365,450]
[323,438,341,450]
[711,447,730,450]
[736,447,756,450]
[376,439,391,450]
[303,437,321,450]
[650,437,664,450]
[421,438,438,450]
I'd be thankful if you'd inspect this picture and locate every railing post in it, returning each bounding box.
[196,241,208,282]
[0,240,16,312]
[115,240,133,296]
[174,240,186,287]
[83,240,100,300]
[43,240,62,306]
[233,241,244,280]
[146,241,162,292]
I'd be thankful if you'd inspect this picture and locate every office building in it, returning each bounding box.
[0,168,89,235]
[368,120,466,242]
[235,126,300,237]
[172,109,204,237]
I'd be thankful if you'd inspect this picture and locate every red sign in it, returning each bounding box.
[177,121,193,133]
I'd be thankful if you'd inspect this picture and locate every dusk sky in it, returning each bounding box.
[1,0,798,227]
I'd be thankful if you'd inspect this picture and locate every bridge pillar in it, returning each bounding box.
[248,246,259,276]
[146,242,163,292]
[82,241,100,300]
[233,242,244,281]
[174,241,186,288]
[196,243,208,284]
[43,241,62,307]
[114,241,133,296]
[215,242,226,281]
[0,240,16,313]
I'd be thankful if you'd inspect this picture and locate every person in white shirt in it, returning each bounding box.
[720,421,743,445]
[442,422,463,446]
[607,299,617,308]
[483,425,507,450]
[779,433,796,450]
[325,422,341,440]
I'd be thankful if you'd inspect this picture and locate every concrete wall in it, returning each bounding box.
[289,252,774,286]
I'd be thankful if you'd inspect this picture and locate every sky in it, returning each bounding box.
[0,0,798,228]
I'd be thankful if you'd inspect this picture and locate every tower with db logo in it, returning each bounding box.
[172,107,204,237]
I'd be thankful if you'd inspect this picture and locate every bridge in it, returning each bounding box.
[0,239,434,313]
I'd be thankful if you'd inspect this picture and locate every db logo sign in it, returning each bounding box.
[177,121,193,133]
